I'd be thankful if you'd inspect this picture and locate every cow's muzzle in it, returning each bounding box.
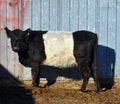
[13,47,19,52]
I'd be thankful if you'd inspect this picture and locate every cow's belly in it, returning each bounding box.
[42,31,77,68]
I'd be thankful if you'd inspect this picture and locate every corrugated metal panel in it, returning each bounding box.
[41,0,50,30]
[32,0,41,30]
[61,0,70,31]
[0,0,8,78]
[88,0,96,32]
[116,1,120,77]
[78,0,88,30]
[0,0,119,81]
[69,0,79,31]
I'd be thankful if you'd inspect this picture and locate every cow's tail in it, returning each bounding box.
[93,35,98,67]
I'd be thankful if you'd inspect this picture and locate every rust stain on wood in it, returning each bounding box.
[19,0,30,29]
[8,0,18,7]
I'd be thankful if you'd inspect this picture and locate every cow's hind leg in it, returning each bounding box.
[91,64,100,92]
[79,63,91,92]
[91,39,100,92]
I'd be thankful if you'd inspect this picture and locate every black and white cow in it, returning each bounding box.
[5,27,100,92]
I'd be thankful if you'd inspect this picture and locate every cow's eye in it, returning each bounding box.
[11,39,15,43]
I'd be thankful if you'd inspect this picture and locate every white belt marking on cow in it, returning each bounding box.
[42,31,77,68]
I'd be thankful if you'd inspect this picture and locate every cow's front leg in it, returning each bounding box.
[31,65,40,87]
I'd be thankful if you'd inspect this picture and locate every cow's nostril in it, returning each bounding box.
[13,47,19,52]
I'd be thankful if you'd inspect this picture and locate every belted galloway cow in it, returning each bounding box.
[5,27,100,92]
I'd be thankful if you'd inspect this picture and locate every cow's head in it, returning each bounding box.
[5,27,31,52]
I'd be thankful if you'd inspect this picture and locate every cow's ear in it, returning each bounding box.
[4,27,12,38]
[25,28,31,36]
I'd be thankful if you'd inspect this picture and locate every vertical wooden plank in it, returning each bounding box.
[49,0,57,30]
[88,0,96,32]
[95,0,100,34]
[57,0,62,31]
[6,0,19,79]
[61,0,70,31]
[69,0,79,31]
[0,0,7,68]
[0,0,8,78]
[116,1,120,77]
[98,0,108,78]
[31,0,41,30]
[41,0,50,30]
[99,0,108,45]
[78,0,88,30]
[7,0,19,29]
[106,0,117,78]
[23,0,31,29]
[19,0,31,30]
[100,0,108,7]
[109,0,116,7]
[19,0,32,80]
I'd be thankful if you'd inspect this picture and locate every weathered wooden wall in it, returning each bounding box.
[0,0,120,81]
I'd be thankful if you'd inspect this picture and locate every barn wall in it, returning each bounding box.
[0,0,119,81]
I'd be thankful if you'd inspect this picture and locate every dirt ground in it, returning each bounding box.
[0,79,120,104]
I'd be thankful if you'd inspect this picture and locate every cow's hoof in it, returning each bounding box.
[80,88,87,92]
[94,85,100,93]
[94,88,100,93]
[32,82,39,87]
[31,87,42,95]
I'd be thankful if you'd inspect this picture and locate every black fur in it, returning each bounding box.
[73,31,99,92]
